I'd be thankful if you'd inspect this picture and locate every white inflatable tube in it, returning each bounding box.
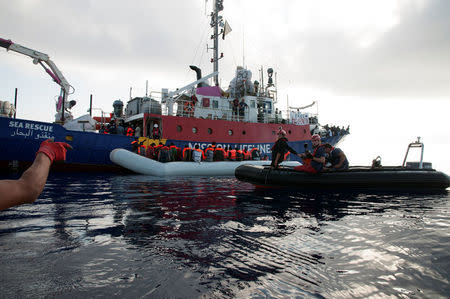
[110,148,301,177]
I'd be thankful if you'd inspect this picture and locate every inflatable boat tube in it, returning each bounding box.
[110,148,301,177]
[235,164,450,191]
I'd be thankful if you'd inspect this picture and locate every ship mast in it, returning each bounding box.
[210,0,224,86]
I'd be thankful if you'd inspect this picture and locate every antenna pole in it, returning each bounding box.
[211,0,223,86]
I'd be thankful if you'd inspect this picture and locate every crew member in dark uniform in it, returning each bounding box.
[271,129,301,168]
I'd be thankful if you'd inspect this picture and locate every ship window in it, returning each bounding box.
[192,127,198,134]
[177,125,182,132]
[251,100,256,108]
[242,130,246,135]
[304,129,306,134]
[288,130,292,134]
[212,100,219,109]
[228,129,233,136]
[208,128,213,134]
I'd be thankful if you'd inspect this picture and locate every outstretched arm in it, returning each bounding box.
[0,153,51,210]
[0,139,71,211]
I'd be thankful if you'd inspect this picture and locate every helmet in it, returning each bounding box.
[154,124,158,128]
[311,134,321,141]
[277,129,286,136]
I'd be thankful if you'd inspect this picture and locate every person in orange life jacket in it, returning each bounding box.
[192,144,204,162]
[0,139,72,211]
[152,123,161,140]
[131,138,140,153]
[250,147,261,160]
[169,143,179,161]
[182,145,193,161]
[154,142,163,159]
[158,144,171,162]
[146,143,156,159]
[126,125,134,136]
[294,134,326,173]
[213,145,226,161]
[243,146,251,160]
[224,146,230,160]
[271,129,302,169]
[236,148,244,161]
[138,142,146,156]
[228,146,237,161]
[322,143,349,171]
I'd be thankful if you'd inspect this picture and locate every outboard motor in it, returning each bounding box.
[189,65,210,87]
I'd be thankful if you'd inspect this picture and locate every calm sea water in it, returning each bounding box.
[0,173,449,298]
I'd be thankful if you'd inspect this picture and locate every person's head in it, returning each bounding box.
[195,144,199,149]
[311,134,321,147]
[323,143,334,153]
[277,129,287,138]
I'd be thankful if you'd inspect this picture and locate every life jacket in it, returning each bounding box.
[183,148,192,161]
[228,149,236,161]
[169,145,178,161]
[236,150,244,161]
[303,144,325,166]
[152,127,160,138]
[243,150,250,160]
[146,145,155,159]
[126,127,134,136]
[284,151,290,160]
[205,146,215,162]
[213,148,226,161]
[250,148,261,160]
[159,146,170,163]
[138,145,146,156]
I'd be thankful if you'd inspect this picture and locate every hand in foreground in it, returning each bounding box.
[37,139,73,163]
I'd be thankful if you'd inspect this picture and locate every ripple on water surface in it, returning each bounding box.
[0,173,449,298]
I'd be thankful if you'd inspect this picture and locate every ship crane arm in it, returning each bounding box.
[0,37,74,121]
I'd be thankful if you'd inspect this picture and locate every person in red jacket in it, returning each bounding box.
[0,139,72,211]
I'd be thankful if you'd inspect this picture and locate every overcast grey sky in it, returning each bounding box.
[1,0,449,170]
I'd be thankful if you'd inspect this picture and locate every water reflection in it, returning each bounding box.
[0,173,448,298]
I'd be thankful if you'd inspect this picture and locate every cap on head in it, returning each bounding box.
[278,129,287,136]
[154,124,158,127]
[311,134,321,141]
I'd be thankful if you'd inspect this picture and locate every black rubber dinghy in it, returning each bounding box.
[235,165,450,192]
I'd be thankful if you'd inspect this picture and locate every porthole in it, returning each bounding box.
[208,128,213,135]
[242,130,246,135]
[288,130,292,135]
[192,127,198,134]
[228,129,233,136]
[177,125,182,132]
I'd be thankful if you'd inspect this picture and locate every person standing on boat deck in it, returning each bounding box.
[0,139,72,211]
[271,129,301,169]
[230,98,239,121]
[192,145,204,163]
[238,98,248,121]
[322,143,349,171]
[294,134,326,173]
[152,124,161,140]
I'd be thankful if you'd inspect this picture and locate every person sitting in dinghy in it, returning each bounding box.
[271,129,302,169]
[322,143,349,171]
[293,134,326,173]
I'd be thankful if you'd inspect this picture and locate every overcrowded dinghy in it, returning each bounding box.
[110,148,301,177]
